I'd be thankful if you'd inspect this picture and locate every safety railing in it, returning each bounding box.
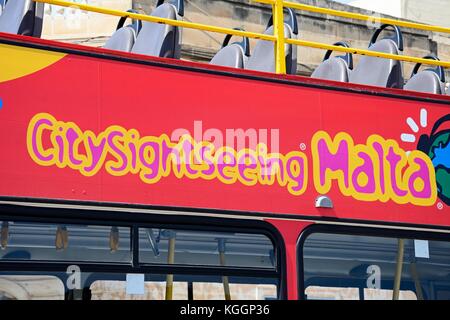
[33,0,450,74]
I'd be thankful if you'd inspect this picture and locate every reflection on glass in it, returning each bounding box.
[139,228,275,269]
[0,221,131,263]
[0,272,278,300]
[303,232,450,300]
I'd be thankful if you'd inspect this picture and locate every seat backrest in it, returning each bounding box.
[311,41,353,82]
[404,55,446,95]
[0,0,5,16]
[0,0,43,37]
[131,0,184,58]
[104,10,142,52]
[349,24,404,88]
[105,27,136,52]
[210,31,250,68]
[246,8,298,74]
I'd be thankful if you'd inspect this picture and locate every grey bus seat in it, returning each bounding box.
[404,55,446,95]
[246,8,298,74]
[131,0,184,58]
[311,41,353,82]
[210,30,250,68]
[349,24,404,88]
[104,10,142,52]
[0,0,6,16]
[0,0,44,37]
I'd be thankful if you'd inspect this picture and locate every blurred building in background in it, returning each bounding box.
[334,0,450,28]
[41,0,450,81]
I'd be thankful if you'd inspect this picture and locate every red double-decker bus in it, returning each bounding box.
[0,0,449,301]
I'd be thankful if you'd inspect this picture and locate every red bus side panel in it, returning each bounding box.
[0,41,449,227]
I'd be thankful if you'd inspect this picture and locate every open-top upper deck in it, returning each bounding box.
[0,0,449,230]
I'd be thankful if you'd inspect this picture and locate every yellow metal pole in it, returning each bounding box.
[55,225,68,251]
[219,252,231,301]
[165,233,176,300]
[393,238,405,300]
[109,226,119,253]
[253,0,450,35]
[33,0,275,42]
[0,221,8,250]
[273,0,286,74]
[218,239,231,300]
[410,262,424,300]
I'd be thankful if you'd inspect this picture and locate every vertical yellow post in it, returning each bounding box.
[410,262,424,300]
[273,0,286,74]
[393,238,405,300]
[1,221,8,250]
[218,239,231,300]
[165,232,176,300]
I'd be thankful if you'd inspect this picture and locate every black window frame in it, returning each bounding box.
[0,202,287,300]
[297,224,450,300]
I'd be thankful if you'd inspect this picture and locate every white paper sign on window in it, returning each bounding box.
[414,240,430,259]
[126,274,145,295]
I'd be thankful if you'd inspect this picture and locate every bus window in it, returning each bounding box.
[0,221,131,263]
[0,275,65,300]
[300,231,450,300]
[193,282,277,300]
[139,228,276,269]
[305,286,416,300]
[89,275,277,300]
[90,278,189,300]
[0,218,281,300]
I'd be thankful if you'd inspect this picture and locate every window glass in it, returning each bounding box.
[139,228,276,269]
[0,271,278,300]
[193,282,277,300]
[0,275,65,300]
[90,278,189,300]
[0,221,131,263]
[302,232,450,300]
[0,218,280,300]
[91,275,278,300]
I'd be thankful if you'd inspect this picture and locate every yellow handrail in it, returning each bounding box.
[287,39,450,68]
[255,0,450,35]
[32,0,450,74]
[33,0,275,41]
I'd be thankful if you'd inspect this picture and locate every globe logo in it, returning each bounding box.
[417,114,450,206]
[428,132,450,205]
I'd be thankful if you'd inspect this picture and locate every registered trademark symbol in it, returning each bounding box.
[299,143,307,151]
[437,202,444,210]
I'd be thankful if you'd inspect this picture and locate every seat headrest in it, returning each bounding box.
[210,44,246,68]
[210,30,250,68]
[246,25,294,74]
[104,27,136,52]
[0,0,43,37]
[266,7,298,36]
[405,56,446,95]
[404,70,445,94]
[245,8,298,74]
[311,41,353,82]
[131,3,180,58]
[311,57,350,82]
[369,24,403,52]
[349,38,404,88]
[157,0,184,16]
